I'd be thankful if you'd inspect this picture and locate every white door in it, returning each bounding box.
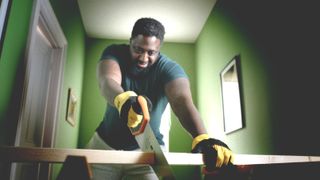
[10,0,67,179]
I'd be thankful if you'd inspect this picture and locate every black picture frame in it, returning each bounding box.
[220,55,245,134]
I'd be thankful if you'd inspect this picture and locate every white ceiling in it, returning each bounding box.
[77,0,217,43]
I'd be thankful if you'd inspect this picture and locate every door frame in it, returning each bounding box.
[11,0,67,179]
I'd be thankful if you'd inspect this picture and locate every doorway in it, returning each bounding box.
[10,0,67,179]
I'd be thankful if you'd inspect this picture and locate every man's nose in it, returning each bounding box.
[139,52,149,62]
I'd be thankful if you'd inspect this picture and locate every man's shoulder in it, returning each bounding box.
[100,44,129,61]
[157,53,179,67]
[155,53,188,81]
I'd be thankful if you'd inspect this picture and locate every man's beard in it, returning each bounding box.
[128,61,152,78]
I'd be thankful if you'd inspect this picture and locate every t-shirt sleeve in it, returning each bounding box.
[99,45,120,63]
[161,59,188,84]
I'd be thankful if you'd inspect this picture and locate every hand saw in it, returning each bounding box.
[129,96,176,180]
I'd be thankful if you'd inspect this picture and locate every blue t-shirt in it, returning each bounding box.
[96,44,188,150]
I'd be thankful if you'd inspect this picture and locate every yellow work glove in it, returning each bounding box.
[114,91,152,128]
[191,134,234,173]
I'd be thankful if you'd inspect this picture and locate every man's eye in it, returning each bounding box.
[132,46,158,56]
[134,47,144,53]
[148,51,157,56]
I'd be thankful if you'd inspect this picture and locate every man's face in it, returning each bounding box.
[129,35,161,76]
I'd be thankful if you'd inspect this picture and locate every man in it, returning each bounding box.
[86,17,234,179]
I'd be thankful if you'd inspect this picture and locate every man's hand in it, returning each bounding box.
[114,91,152,128]
[191,134,234,173]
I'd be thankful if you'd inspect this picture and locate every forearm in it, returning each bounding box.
[165,78,207,138]
[171,97,207,138]
[97,60,123,106]
[99,77,124,106]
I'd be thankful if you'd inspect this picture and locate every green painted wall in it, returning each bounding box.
[231,0,319,155]
[195,0,320,156]
[0,0,34,146]
[195,1,274,154]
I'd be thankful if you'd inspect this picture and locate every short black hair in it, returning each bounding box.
[131,17,165,42]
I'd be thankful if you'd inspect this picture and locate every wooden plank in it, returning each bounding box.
[233,154,320,165]
[164,152,203,165]
[0,146,154,164]
[1,146,320,165]
[164,152,320,165]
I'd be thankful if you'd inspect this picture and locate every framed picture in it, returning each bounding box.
[220,55,244,134]
[66,88,77,127]
[0,0,11,55]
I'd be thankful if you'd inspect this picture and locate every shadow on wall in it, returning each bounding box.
[223,0,320,155]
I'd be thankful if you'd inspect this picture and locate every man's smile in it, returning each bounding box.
[137,61,148,68]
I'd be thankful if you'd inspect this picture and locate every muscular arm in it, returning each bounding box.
[96,60,124,106]
[165,78,207,138]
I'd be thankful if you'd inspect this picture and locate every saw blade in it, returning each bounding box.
[135,123,175,179]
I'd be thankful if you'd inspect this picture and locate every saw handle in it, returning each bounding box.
[129,96,150,136]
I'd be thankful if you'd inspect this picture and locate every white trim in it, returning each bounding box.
[39,0,67,47]
[38,0,67,148]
